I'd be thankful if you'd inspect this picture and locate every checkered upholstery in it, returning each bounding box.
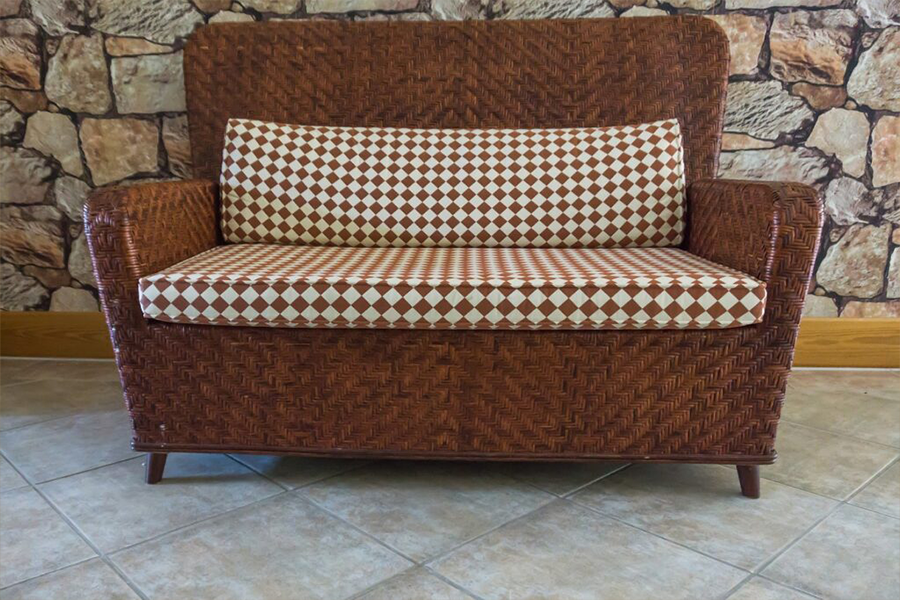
[139,245,766,330]
[220,118,686,248]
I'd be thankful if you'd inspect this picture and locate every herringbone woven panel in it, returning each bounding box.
[87,19,824,463]
[184,18,728,187]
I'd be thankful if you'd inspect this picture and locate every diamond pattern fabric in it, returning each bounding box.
[139,245,766,330]
[220,118,686,249]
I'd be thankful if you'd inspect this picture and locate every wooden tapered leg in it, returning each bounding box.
[145,453,167,484]
[737,465,760,499]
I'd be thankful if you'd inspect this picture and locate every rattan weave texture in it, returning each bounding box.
[184,18,728,184]
[86,18,823,464]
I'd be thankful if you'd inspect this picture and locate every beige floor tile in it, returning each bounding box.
[0,378,124,431]
[0,559,139,600]
[0,410,134,483]
[302,461,552,561]
[431,501,746,600]
[0,488,95,589]
[784,370,900,447]
[763,504,900,600]
[112,494,411,600]
[355,568,475,600]
[230,454,369,489]
[0,359,42,386]
[0,454,27,492]
[727,577,818,600]
[764,422,899,499]
[489,461,628,496]
[572,463,837,570]
[849,461,900,519]
[0,359,120,385]
[789,369,899,400]
[39,454,283,552]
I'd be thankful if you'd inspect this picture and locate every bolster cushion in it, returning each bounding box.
[220,118,687,249]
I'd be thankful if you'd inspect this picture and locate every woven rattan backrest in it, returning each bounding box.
[184,17,728,185]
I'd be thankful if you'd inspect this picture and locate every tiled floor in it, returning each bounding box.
[1,359,898,600]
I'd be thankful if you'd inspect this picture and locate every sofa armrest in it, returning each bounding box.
[85,180,220,336]
[687,178,824,333]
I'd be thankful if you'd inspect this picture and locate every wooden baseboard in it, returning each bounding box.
[1,312,898,367]
[1,312,112,359]
[793,317,899,368]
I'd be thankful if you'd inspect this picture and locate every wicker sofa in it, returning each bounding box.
[86,17,823,498]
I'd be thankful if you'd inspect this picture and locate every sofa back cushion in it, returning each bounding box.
[220,118,686,248]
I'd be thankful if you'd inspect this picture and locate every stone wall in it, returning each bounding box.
[0,0,897,316]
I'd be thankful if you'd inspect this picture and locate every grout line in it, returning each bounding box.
[0,454,151,600]
[341,564,485,600]
[778,419,900,452]
[843,500,900,521]
[341,566,421,600]
[0,556,99,592]
[0,454,31,495]
[492,463,632,499]
[566,457,900,585]
[28,455,141,487]
[568,496,753,574]
[755,573,825,599]
[226,453,374,492]
[223,453,292,491]
[752,501,844,576]
[295,463,559,569]
[719,571,757,600]
[101,488,291,556]
[424,568,487,600]
[1,413,84,434]
[561,463,633,498]
[749,470,871,581]
[842,455,900,503]
[755,472,853,503]
[424,497,559,568]
[417,498,566,569]
[295,492,420,565]
[0,403,128,435]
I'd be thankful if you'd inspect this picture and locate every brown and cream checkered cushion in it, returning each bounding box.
[220,118,686,248]
[139,245,766,330]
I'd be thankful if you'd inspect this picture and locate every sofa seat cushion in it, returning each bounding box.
[220,118,686,249]
[139,244,766,330]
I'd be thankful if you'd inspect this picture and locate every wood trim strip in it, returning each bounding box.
[1,312,112,359]
[793,317,900,369]
[1,312,897,368]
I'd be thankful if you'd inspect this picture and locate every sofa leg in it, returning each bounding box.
[737,465,760,499]
[145,453,167,484]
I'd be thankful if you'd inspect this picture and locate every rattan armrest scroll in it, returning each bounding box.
[687,178,823,346]
[85,180,220,340]
[687,179,820,281]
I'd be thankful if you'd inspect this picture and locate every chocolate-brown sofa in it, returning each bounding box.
[86,17,823,498]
